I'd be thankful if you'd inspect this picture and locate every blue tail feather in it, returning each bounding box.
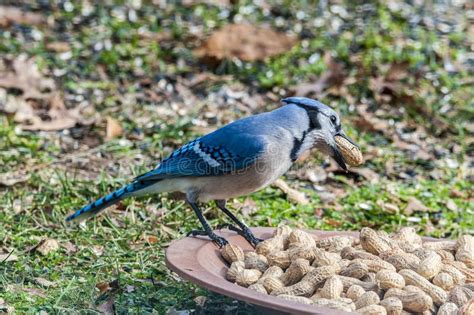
[66,181,149,222]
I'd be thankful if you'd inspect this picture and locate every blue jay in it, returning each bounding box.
[66,97,357,247]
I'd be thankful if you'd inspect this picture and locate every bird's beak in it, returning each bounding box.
[331,144,347,171]
[331,129,358,171]
[335,129,359,148]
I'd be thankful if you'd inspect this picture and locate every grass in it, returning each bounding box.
[1,1,472,314]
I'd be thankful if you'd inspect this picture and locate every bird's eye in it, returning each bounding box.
[330,115,337,124]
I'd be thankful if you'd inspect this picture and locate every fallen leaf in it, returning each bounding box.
[34,277,56,288]
[7,285,46,298]
[0,56,95,131]
[446,199,458,212]
[0,171,30,186]
[302,167,327,183]
[194,24,297,64]
[0,252,18,263]
[182,0,231,7]
[317,191,336,204]
[91,245,104,256]
[273,179,308,205]
[0,57,55,100]
[22,287,47,298]
[160,225,177,237]
[449,189,464,198]
[376,200,399,214]
[325,218,343,228]
[404,197,430,215]
[166,308,192,315]
[194,295,207,307]
[353,167,380,183]
[35,239,60,256]
[18,93,82,131]
[96,279,120,294]
[386,61,410,81]
[143,235,159,244]
[369,62,411,104]
[291,53,346,97]
[61,241,78,255]
[0,6,46,27]
[237,198,258,217]
[96,297,115,315]
[45,42,71,53]
[96,282,111,294]
[105,117,123,141]
[353,105,390,134]
[94,280,120,315]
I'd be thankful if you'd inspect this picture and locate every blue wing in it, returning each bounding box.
[136,125,267,182]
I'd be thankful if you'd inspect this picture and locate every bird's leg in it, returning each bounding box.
[215,200,262,247]
[187,201,228,248]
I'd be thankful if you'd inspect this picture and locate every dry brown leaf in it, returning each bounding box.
[369,62,411,103]
[45,42,71,53]
[353,167,380,183]
[291,53,346,97]
[194,24,297,64]
[404,196,430,215]
[446,199,458,212]
[7,285,46,298]
[34,277,56,288]
[91,245,104,256]
[238,198,258,217]
[182,0,231,7]
[61,241,78,255]
[96,282,111,294]
[0,252,18,262]
[16,93,84,131]
[96,298,115,315]
[143,235,159,244]
[303,167,327,183]
[96,279,120,294]
[22,287,47,298]
[35,239,60,256]
[317,191,336,204]
[0,171,30,186]
[272,179,308,205]
[0,57,95,131]
[325,218,343,228]
[0,297,14,314]
[353,105,390,134]
[0,57,55,100]
[385,61,410,81]
[376,200,399,214]
[94,280,119,314]
[105,117,123,141]
[0,6,46,27]
[449,189,464,198]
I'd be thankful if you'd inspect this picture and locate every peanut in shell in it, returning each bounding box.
[334,135,363,166]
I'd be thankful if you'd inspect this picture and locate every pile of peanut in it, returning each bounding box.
[221,226,474,314]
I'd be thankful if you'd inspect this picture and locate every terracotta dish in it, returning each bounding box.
[165,227,361,315]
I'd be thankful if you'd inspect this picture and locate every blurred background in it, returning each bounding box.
[0,0,472,313]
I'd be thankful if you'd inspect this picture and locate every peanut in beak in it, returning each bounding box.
[335,135,364,167]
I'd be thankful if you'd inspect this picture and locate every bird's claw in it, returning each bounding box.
[216,224,262,247]
[187,229,229,248]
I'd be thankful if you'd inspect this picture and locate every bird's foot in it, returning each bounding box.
[217,224,262,247]
[187,229,228,248]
